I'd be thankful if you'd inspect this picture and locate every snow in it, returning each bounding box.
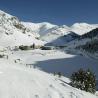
[71,23,98,35]
[0,10,44,48]
[7,49,98,78]
[40,23,98,45]
[43,32,79,46]
[0,10,98,98]
[40,25,70,42]
[0,50,97,98]
[22,22,57,36]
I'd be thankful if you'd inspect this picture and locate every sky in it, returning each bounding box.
[0,0,98,25]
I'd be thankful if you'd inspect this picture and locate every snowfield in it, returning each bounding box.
[8,49,98,78]
[0,10,98,98]
[0,50,97,98]
[0,10,44,48]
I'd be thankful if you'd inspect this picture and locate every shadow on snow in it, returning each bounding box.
[34,55,98,78]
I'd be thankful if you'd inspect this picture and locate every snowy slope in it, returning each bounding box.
[0,10,44,48]
[20,17,98,46]
[0,50,97,98]
[63,29,98,61]
[71,23,98,35]
[0,10,98,98]
[44,31,80,46]
[40,23,98,45]
[8,49,98,78]
[40,25,71,44]
[22,22,57,36]
[21,22,98,38]
[66,28,98,51]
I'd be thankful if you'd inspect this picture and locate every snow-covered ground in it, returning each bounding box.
[0,10,98,98]
[0,49,97,98]
[0,10,44,48]
[6,49,98,78]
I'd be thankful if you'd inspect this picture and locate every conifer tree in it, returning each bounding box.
[70,68,96,93]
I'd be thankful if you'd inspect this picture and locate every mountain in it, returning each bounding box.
[0,9,98,54]
[41,25,70,43]
[40,23,98,46]
[0,10,44,48]
[71,23,98,35]
[17,17,98,47]
[66,28,98,59]
[0,10,98,98]
[45,31,80,46]
[76,28,98,58]
[80,28,98,39]
[21,22,98,47]
[22,22,57,36]
[72,28,98,48]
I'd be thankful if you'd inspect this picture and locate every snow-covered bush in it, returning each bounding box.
[70,68,96,93]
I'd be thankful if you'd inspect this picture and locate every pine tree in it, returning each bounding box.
[70,68,96,93]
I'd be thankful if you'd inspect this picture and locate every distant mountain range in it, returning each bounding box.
[0,10,98,98]
[0,10,98,49]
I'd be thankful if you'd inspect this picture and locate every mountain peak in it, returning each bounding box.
[70,22,98,35]
[72,23,90,27]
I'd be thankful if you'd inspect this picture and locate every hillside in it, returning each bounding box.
[22,22,56,36]
[0,49,97,98]
[45,31,80,46]
[0,10,98,98]
[40,23,98,45]
[66,28,98,59]
[0,10,44,48]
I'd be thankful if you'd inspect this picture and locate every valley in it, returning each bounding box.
[0,10,98,98]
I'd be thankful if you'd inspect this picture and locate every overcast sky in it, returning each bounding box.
[0,0,98,25]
